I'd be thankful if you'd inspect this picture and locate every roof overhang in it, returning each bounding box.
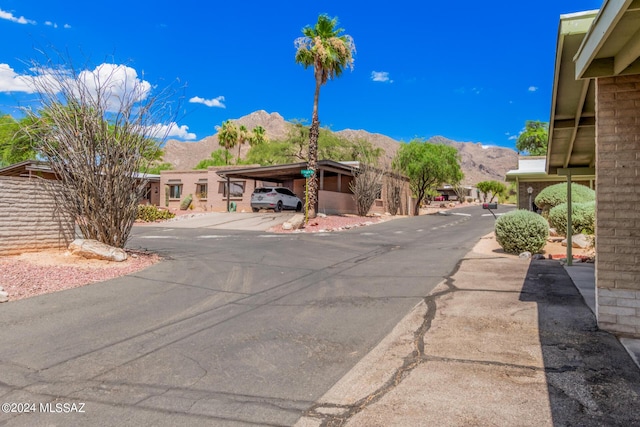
[216,160,357,183]
[575,0,640,78]
[547,11,599,175]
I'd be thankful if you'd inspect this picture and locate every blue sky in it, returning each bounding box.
[0,1,603,150]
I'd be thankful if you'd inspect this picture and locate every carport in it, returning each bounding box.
[216,160,359,215]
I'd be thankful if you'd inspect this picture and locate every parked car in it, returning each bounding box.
[251,187,303,212]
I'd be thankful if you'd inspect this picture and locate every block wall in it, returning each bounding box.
[595,74,640,336]
[0,177,74,255]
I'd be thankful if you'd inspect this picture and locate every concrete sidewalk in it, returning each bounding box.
[297,234,640,426]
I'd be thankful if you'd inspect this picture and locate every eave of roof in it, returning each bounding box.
[547,10,599,175]
[575,0,640,78]
[216,160,358,182]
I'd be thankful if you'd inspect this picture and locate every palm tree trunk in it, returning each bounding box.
[307,77,322,219]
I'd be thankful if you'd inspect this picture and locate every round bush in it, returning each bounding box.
[548,200,595,236]
[137,205,176,222]
[534,183,595,214]
[495,210,549,255]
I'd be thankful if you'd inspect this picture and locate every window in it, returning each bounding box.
[218,181,245,198]
[196,183,208,199]
[276,188,295,197]
[168,184,182,199]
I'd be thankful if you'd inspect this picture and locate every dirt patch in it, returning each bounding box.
[0,249,160,302]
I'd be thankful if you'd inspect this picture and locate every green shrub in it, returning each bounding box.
[534,183,595,215]
[180,194,193,210]
[137,205,176,222]
[548,201,595,236]
[495,210,549,254]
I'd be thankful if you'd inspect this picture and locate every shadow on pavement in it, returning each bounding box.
[520,259,640,426]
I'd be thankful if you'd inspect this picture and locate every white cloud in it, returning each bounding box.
[147,122,196,140]
[528,86,538,92]
[45,21,58,28]
[77,64,152,112]
[371,71,393,83]
[0,8,36,25]
[64,24,71,29]
[508,135,518,141]
[481,144,496,149]
[1,62,153,113]
[189,95,225,108]
[0,64,36,93]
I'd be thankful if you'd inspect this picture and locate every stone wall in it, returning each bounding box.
[595,74,640,336]
[0,176,74,255]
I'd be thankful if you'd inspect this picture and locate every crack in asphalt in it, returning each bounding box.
[302,256,471,426]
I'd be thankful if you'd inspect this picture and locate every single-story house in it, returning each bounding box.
[506,156,595,210]
[547,4,640,337]
[0,160,161,206]
[160,160,414,216]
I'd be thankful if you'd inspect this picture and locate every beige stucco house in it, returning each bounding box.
[547,3,640,337]
[160,160,413,216]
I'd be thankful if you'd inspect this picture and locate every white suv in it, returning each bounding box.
[251,187,303,213]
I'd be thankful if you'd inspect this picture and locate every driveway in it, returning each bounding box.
[153,212,297,231]
[0,205,508,426]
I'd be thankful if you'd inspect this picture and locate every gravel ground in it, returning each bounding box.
[0,250,160,302]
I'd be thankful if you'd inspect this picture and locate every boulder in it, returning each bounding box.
[69,239,128,262]
[519,251,532,259]
[283,214,305,230]
[561,234,593,249]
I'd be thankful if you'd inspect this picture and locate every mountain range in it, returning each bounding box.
[162,110,518,185]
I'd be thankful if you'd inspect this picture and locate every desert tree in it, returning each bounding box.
[383,160,406,216]
[394,140,463,216]
[216,120,238,165]
[20,59,178,248]
[250,125,267,147]
[476,180,506,203]
[236,124,249,164]
[295,14,355,218]
[349,147,384,216]
[516,120,548,156]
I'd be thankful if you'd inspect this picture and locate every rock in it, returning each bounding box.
[549,228,559,237]
[317,213,327,218]
[532,254,546,260]
[286,214,305,230]
[519,251,532,259]
[0,290,8,298]
[0,295,7,303]
[561,234,592,249]
[69,239,128,262]
[282,222,293,230]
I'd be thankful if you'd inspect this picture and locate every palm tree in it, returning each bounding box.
[250,125,268,147]
[236,124,249,164]
[216,120,238,165]
[295,14,355,218]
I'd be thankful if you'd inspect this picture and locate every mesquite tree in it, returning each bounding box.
[22,60,175,248]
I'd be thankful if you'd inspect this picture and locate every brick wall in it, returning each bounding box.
[0,176,74,255]
[595,74,640,336]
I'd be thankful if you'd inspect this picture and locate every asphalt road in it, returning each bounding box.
[0,205,508,426]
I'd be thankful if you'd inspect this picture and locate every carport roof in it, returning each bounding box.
[216,160,357,182]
